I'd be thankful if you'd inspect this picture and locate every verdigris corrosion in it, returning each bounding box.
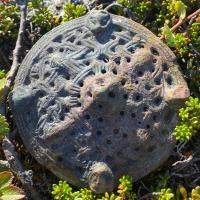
[10,10,190,193]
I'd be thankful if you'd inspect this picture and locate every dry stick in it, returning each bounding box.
[0,0,27,116]
[1,1,41,199]
[3,130,42,200]
[160,8,200,40]
[171,8,200,32]
[139,192,162,200]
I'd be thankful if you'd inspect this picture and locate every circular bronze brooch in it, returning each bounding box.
[10,10,189,193]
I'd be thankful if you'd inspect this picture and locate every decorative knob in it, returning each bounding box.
[86,10,111,33]
[88,162,114,193]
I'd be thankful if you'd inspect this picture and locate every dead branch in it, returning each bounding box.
[0,0,28,116]
[172,155,193,171]
[2,130,42,200]
[139,192,162,200]
[171,8,200,32]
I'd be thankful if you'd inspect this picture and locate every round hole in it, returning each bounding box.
[150,47,159,55]
[131,113,136,118]
[101,69,106,74]
[153,115,157,121]
[87,92,92,97]
[123,94,128,99]
[151,66,155,72]
[117,151,123,157]
[77,41,82,45]
[73,149,77,153]
[135,80,139,85]
[114,57,121,65]
[85,115,90,120]
[66,75,70,80]
[162,63,168,71]
[126,57,131,63]
[47,47,53,53]
[79,82,84,87]
[154,78,161,85]
[98,117,103,122]
[121,79,126,85]
[147,145,156,152]
[96,130,102,136]
[119,39,126,45]
[154,97,162,105]
[57,156,63,162]
[45,61,49,65]
[38,91,45,98]
[60,115,65,121]
[85,61,90,66]
[123,133,128,138]
[44,72,50,78]
[143,106,148,111]
[112,69,117,75]
[166,75,172,85]
[50,82,55,87]
[98,105,103,109]
[145,84,151,90]
[108,91,115,98]
[64,107,69,113]
[103,57,109,63]
[49,116,54,123]
[117,26,123,32]
[120,111,125,116]
[106,139,112,145]
[134,93,142,102]
[59,48,64,52]
[134,147,139,152]
[111,35,116,40]
[51,100,55,106]
[138,121,141,125]
[153,58,157,63]
[77,94,80,98]
[146,124,150,129]
[113,129,119,134]
[137,70,143,77]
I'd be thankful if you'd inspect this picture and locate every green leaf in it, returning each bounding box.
[0,172,13,189]
[0,114,10,139]
[0,70,6,79]
[0,186,25,200]
[0,77,6,103]
[162,25,176,47]
[174,1,187,19]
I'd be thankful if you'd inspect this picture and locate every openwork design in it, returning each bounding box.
[10,10,189,193]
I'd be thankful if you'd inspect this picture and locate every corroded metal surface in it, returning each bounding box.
[10,10,189,192]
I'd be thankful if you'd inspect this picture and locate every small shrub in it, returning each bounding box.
[0,4,20,41]
[158,188,174,200]
[52,176,136,200]
[173,97,200,141]
[63,3,87,22]
[0,114,10,139]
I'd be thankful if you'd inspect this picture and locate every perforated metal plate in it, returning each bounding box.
[10,10,189,192]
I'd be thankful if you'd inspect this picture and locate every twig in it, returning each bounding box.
[171,8,200,32]
[172,155,193,171]
[139,192,162,200]
[2,130,42,200]
[171,172,200,178]
[105,2,139,21]
[0,0,27,116]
